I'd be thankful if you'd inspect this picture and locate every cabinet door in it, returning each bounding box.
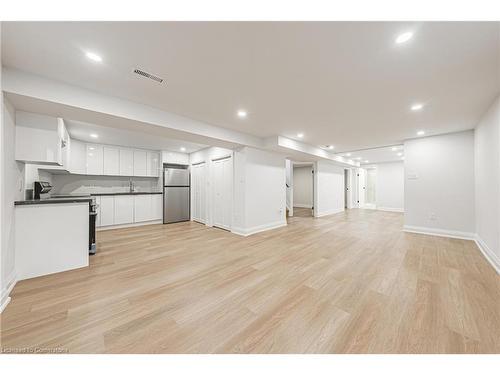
[100,196,114,226]
[134,195,152,222]
[103,146,120,176]
[191,163,206,223]
[151,194,163,221]
[114,196,134,225]
[86,144,104,175]
[70,140,87,174]
[147,151,160,177]
[95,196,101,227]
[119,149,134,176]
[133,150,148,177]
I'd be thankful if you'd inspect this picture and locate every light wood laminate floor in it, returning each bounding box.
[1,209,499,353]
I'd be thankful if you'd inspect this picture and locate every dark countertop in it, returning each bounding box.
[15,197,93,206]
[91,192,162,196]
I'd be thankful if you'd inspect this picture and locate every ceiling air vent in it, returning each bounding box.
[133,68,164,84]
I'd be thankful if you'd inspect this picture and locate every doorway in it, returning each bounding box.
[293,163,314,217]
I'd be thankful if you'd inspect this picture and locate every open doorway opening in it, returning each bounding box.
[293,163,314,217]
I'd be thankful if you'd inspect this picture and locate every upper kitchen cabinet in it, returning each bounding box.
[15,111,68,166]
[133,150,148,177]
[147,151,160,177]
[103,146,120,176]
[162,151,189,166]
[70,139,87,174]
[86,144,104,175]
[119,148,134,176]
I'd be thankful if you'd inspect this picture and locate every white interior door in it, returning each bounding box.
[357,168,366,207]
[191,162,206,224]
[212,157,232,230]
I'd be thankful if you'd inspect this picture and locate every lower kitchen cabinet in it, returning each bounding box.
[97,194,163,229]
[99,196,115,226]
[152,194,163,221]
[114,196,135,225]
[134,194,152,222]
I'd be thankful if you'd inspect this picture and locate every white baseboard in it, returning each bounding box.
[377,207,404,213]
[231,221,287,237]
[314,207,344,218]
[293,204,313,209]
[403,225,475,240]
[0,272,17,314]
[475,236,500,275]
[97,220,163,231]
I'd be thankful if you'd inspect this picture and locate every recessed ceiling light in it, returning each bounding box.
[180,147,186,152]
[411,103,424,111]
[237,110,247,118]
[417,130,425,136]
[395,32,413,45]
[345,153,351,156]
[391,146,398,151]
[85,52,102,63]
[397,152,403,156]
[364,160,370,163]
[297,133,304,138]
[88,147,95,151]
[90,133,98,138]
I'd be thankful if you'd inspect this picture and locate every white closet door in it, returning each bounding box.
[191,163,206,224]
[212,157,232,230]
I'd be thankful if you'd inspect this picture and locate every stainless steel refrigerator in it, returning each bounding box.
[163,164,190,224]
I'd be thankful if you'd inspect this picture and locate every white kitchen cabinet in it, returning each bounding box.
[70,140,87,174]
[86,144,104,175]
[99,196,115,226]
[162,151,189,165]
[114,196,134,224]
[119,149,134,176]
[147,151,161,177]
[103,146,120,176]
[133,150,148,177]
[152,194,163,221]
[134,194,152,222]
[15,111,64,165]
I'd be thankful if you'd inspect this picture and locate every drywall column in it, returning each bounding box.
[232,147,287,236]
[474,96,500,273]
[404,130,475,238]
[314,160,345,217]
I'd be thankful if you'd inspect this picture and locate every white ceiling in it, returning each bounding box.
[65,120,207,153]
[2,22,499,152]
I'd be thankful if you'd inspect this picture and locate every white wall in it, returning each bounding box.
[474,96,500,272]
[314,161,345,217]
[363,162,404,212]
[293,165,313,208]
[242,147,286,233]
[404,130,475,237]
[1,97,25,311]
